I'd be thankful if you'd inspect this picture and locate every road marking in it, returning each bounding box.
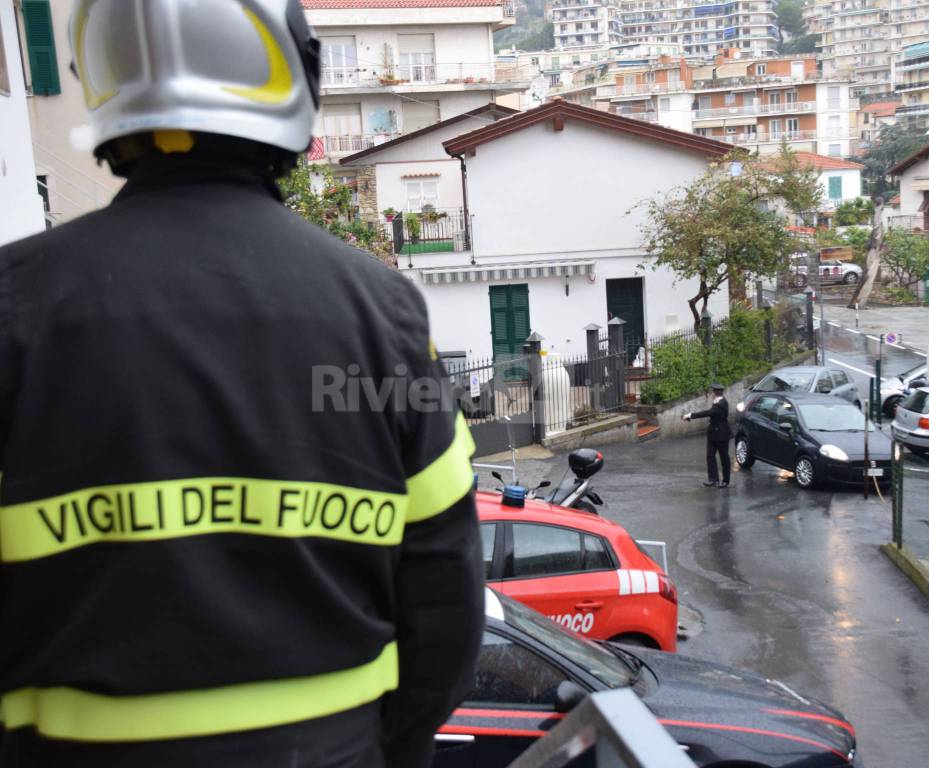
[866,335,881,342]
[827,358,885,379]
[845,329,861,335]
[827,322,840,327]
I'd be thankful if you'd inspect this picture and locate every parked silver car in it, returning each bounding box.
[789,256,863,288]
[891,387,929,456]
[736,365,861,413]
[881,362,928,417]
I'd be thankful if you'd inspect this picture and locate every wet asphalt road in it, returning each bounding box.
[534,437,929,767]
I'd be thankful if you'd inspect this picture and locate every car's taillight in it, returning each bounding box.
[919,417,929,430]
[657,573,678,605]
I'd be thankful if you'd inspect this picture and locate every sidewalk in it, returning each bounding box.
[822,303,929,354]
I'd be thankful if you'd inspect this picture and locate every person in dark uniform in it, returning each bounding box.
[0,2,483,766]
[684,383,732,488]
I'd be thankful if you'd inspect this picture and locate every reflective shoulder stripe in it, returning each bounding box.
[0,477,407,563]
[0,642,398,742]
[406,412,476,524]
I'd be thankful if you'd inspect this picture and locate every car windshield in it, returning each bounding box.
[501,593,632,688]
[900,390,929,415]
[798,402,874,432]
[901,364,928,381]
[755,371,814,392]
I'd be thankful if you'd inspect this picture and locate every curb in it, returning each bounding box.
[880,543,929,601]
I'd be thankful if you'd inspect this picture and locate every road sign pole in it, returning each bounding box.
[892,441,904,548]
[863,401,870,500]
[875,339,883,426]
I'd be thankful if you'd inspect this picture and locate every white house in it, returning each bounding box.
[792,152,864,212]
[398,100,733,360]
[338,102,515,219]
[889,144,929,232]
[0,0,45,245]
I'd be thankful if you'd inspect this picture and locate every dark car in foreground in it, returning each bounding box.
[435,589,856,767]
[735,393,891,489]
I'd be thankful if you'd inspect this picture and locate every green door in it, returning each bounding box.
[606,277,645,352]
[489,284,530,378]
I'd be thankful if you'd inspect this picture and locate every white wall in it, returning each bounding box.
[466,120,710,257]
[817,167,862,207]
[899,160,928,217]
[24,0,122,222]
[0,0,45,245]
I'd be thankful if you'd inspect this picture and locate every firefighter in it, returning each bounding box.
[684,383,732,488]
[0,1,483,766]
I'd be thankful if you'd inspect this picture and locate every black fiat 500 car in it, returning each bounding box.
[434,589,856,767]
[734,392,891,489]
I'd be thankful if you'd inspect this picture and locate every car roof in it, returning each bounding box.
[475,490,626,535]
[777,392,856,404]
[767,366,826,374]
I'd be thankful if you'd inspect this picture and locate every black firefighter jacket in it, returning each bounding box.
[0,157,484,766]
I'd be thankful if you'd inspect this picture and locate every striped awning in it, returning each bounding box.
[421,260,595,285]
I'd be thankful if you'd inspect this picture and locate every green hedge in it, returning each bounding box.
[640,308,802,405]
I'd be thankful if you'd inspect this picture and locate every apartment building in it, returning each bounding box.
[549,0,622,49]
[857,99,898,147]
[805,0,929,97]
[11,0,122,225]
[895,40,929,122]
[577,53,859,156]
[305,0,526,170]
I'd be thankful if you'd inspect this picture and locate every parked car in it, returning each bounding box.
[434,588,857,768]
[476,490,678,651]
[789,256,862,287]
[891,387,929,456]
[737,366,861,411]
[735,393,891,489]
[880,362,928,417]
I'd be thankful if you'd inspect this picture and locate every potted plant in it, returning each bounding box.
[383,207,398,222]
[404,212,421,244]
[420,204,440,224]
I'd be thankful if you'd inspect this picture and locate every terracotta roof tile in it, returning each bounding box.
[862,101,900,118]
[303,0,500,8]
[791,151,865,171]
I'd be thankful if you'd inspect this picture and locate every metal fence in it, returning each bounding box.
[388,208,469,256]
[891,444,929,565]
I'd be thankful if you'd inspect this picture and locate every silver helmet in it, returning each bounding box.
[69,0,320,156]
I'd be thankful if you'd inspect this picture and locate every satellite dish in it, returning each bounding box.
[529,76,549,104]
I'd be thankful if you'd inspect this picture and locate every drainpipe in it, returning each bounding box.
[454,153,474,264]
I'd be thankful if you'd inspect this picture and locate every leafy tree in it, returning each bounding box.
[782,33,819,54]
[776,0,806,39]
[637,148,821,329]
[860,123,929,200]
[883,230,929,296]
[834,197,874,226]
[279,162,396,267]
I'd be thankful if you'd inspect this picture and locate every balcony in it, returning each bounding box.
[613,81,689,97]
[693,100,816,120]
[895,79,929,92]
[386,208,470,255]
[712,129,820,144]
[897,102,929,115]
[322,133,402,157]
[320,62,520,93]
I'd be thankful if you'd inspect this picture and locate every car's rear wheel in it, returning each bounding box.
[884,395,902,418]
[735,436,755,468]
[794,455,817,490]
[843,272,859,284]
[610,633,658,649]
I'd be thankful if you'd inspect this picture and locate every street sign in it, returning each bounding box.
[885,332,898,345]
[469,373,481,399]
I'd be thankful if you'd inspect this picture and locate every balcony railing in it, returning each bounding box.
[503,0,516,16]
[896,79,929,92]
[387,208,470,255]
[322,133,401,157]
[693,100,816,119]
[321,62,513,90]
[712,129,820,144]
[614,81,688,96]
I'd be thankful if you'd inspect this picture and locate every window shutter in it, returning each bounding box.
[828,176,842,200]
[22,0,60,96]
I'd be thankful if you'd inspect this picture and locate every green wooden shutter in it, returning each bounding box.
[828,176,842,200]
[22,0,60,96]
[489,286,512,361]
[509,285,530,348]
[489,283,530,356]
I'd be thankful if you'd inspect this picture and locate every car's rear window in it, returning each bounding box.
[755,372,814,392]
[900,390,929,415]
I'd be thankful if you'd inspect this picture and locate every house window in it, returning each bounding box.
[828,114,840,136]
[828,143,841,157]
[576,22,583,30]
[402,99,440,132]
[786,117,799,136]
[531,56,539,66]
[572,55,581,64]
[725,92,736,105]
[698,94,711,109]
[320,36,358,86]
[659,96,671,112]
[756,63,766,75]
[769,118,781,137]
[398,34,436,82]
[827,85,840,109]
[743,92,755,106]
[828,176,843,200]
[405,179,439,211]
[551,56,561,69]
[321,103,362,150]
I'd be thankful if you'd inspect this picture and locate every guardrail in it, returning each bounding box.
[506,687,697,768]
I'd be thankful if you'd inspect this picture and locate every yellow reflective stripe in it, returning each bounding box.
[406,412,476,523]
[223,7,294,105]
[1,642,397,742]
[72,1,119,111]
[0,477,406,563]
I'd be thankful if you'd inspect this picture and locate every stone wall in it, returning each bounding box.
[355,165,378,223]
